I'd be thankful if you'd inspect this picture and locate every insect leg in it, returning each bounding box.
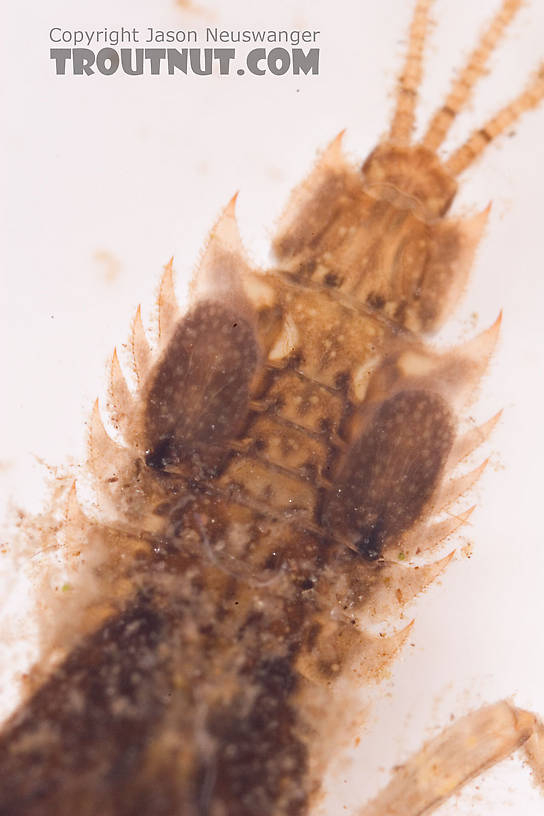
[422,0,523,152]
[356,701,544,816]
[389,0,435,145]
[444,63,544,175]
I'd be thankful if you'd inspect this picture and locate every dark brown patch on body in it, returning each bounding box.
[145,301,258,472]
[205,656,308,816]
[0,598,169,816]
[0,580,311,816]
[322,390,454,559]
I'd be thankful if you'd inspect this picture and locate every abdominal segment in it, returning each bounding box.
[0,576,313,816]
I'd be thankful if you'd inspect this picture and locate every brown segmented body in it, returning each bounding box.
[1,1,544,815]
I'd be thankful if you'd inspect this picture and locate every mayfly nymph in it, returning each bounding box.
[1,1,544,815]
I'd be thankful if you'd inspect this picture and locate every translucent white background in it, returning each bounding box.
[1,0,544,813]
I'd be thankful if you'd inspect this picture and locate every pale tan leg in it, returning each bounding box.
[422,0,523,151]
[389,0,435,145]
[357,701,544,816]
[445,65,544,175]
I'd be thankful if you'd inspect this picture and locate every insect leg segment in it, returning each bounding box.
[392,0,542,176]
[422,0,524,152]
[357,702,544,816]
[415,0,543,175]
[389,0,435,145]
[444,63,544,175]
